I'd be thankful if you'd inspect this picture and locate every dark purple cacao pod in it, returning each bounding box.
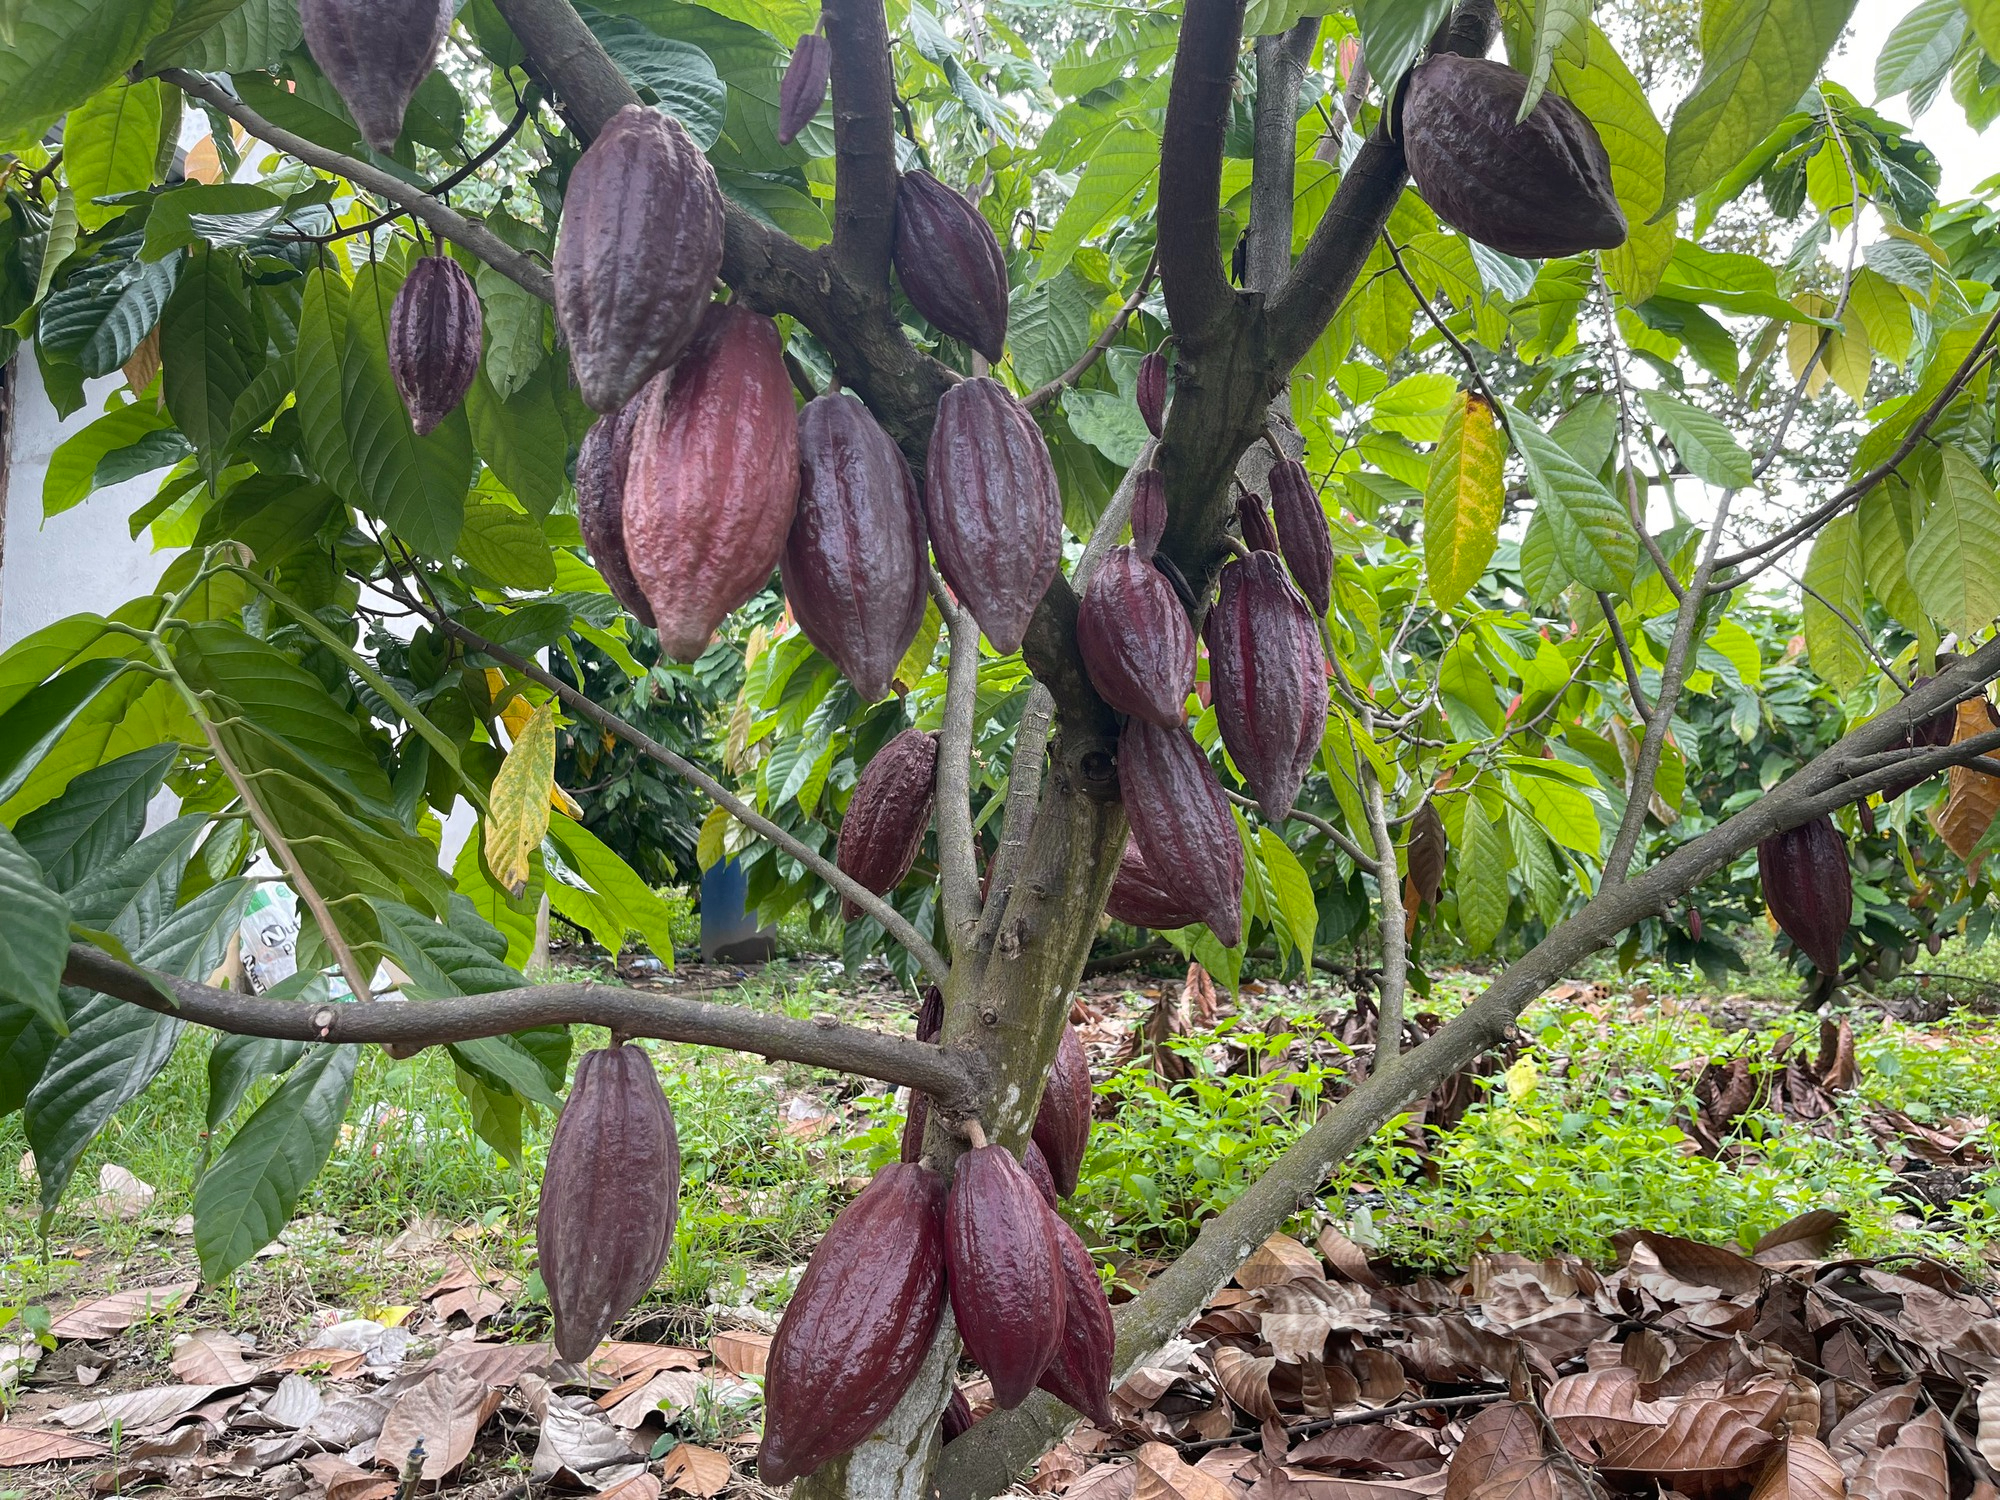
[299,0,451,153]
[783,393,928,702]
[946,1145,1066,1409]
[1878,679,1960,800]
[623,303,801,661]
[1757,814,1852,977]
[1030,1025,1091,1200]
[1238,488,1280,555]
[759,1162,948,1484]
[1206,553,1328,822]
[892,171,1009,362]
[915,984,944,1043]
[537,1044,680,1362]
[924,377,1061,655]
[1022,1141,1059,1208]
[1401,55,1628,260]
[778,33,831,146]
[1137,350,1168,439]
[836,728,939,917]
[1267,457,1332,618]
[387,256,479,436]
[1131,468,1167,560]
[942,1385,976,1443]
[1688,906,1704,943]
[1036,1213,1116,1431]
[1119,719,1244,948]
[1105,841,1204,931]
[555,104,725,414]
[577,405,655,627]
[1077,546,1195,729]
[900,1091,930,1164]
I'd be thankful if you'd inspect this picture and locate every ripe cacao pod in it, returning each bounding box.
[778,33,830,146]
[1030,1025,1091,1199]
[387,256,479,436]
[577,405,655,627]
[915,984,944,1044]
[1400,55,1627,260]
[299,0,451,153]
[900,1092,929,1164]
[1238,487,1281,555]
[759,1162,949,1484]
[554,104,725,414]
[946,1145,1066,1409]
[1077,545,1195,729]
[1758,814,1852,977]
[1105,840,1204,931]
[1036,1212,1116,1431]
[924,377,1061,655]
[893,171,1009,362]
[1267,457,1332,618]
[623,303,801,661]
[1131,468,1168,559]
[836,728,939,916]
[1206,552,1328,822]
[1022,1141,1059,1208]
[537,1044,680,1362]
[1137,350,1168,439]
[783,393,929,702]
[942,1385,975,1443]
[1119,719,1244,948]
[1878,679,1959,800]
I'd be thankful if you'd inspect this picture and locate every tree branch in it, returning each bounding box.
[933,572,985,955]
[1358,719,1407,1070]
[824,0,900,288]
[1599,593,1654,724]
[1223,788,1370,865]
[1022,251,1158,411]
[1158,0,1249,343]
[1248,20,1321,294]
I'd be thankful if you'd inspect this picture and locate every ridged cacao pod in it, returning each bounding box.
[555,105,725,414]
[1267,457,1332,618]
[900,1092,929,1164]
[1036,1213,1116,1431]
[537,1045,680,1362]
[577,405,655,627]
[915,984,944,1043]
[1137,350,1168,439]
[778,33,831,146]
[1206,553,1328,822]
[1030,1026,1091,1199]
[783,393,928,702]
[1105,840,1204,931]
[1131,468,1167,559]
[1023,1141,1059,1208]
[1077,546,1195,729]
[893,171,1009,362]
[387,256,479,436]
[1238,487,1281,555]
[942,1385,976,1443]
[299,0,451,153]
[924,377,1061,654]
[946,1145,1066,1409]
[1758,814,1852,977]
[836,728,939,916]
[1401,55,1628,260]
[623,303,801,661]
[1878,679,1960,800]
[1119,719,1244,948]
[759,1162,948,1484]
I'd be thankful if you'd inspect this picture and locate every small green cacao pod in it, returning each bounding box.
[1206,552,1328,822]
[1267,457,1332,618]
[893,171,1009,362]
[1030,1025,1091,1199]
[1758,814,1852,977]
[835,728,939,917]
[1077,545,1195,729]
[576,404,655,628]
[946,1145,1066,1409]
[299,0,451,153]
[778,33,831,146]
[1035,1211,1116,1431]
[388,256,480,436]
[1118,719,1244,948]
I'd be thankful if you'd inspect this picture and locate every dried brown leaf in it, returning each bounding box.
[301,1453,398,1500]
[1594,1397,1781,1486]
[1750,1437,1847,1500]
[1979,1381,2000,1470]
[1855,1409,1948,1500]
[661,1441,732,1496]
[48,1282,196,1339]
[1629,1234,1764,1299]
[709,1329,771,1377]
[1291,1424,1442,1476]
[1135,1440,1239,1500]
[48,1383,219,1435]
[0,1425,108,1465]
[1258,1280,1383,1362]
[1213,1344,1282,1421]
[1753,1211,1846,1264]
[373,1369,492,1480]
[1319,1227,1384,1288]
[1239,1235,1327,1289]
[1445,1401,1547,1500]
[170,1329,259,1385]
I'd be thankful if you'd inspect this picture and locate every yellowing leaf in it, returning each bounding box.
[485,702,557,898]
[1423,392,1505,610]
[1802,512,1868,694]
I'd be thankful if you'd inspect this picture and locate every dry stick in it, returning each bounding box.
[1358,708,1407,1071]
[932,570,986,954]
[1175,1391,1509,1455]
[1598,592,1654,725]
[1782,567,1912,693]
[1023,250,1160,411]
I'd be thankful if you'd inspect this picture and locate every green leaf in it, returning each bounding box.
[0,0,170,142]
[52,255,180,380]
[1519,505,1571,602]
[477,264,545,400]
[1060,388,1151,468]
[1008,272,1100,393]
[1423,391,1505,610]
[1801,511,1869,693]
[43,398,178,518]
[370,897,527,1000]
[142,0,301,71]
[1555,29,1674,301]
[64,80,163,229]
[1354,0,1455,95]
[140,181,284,263]
[1640,391,1753,488]
[1,999,60,1119]
[66,813,212,948]
[1456,799,1510,954]
[1255,827,1316,971]
[1507,406,1637,592]
[32,188,81,305]
[1508,769,1602,856]
[455,1063,524,1163]
[10,744,177,892]
[548,812,680,965]
[458,494,559,589]
[1877,0,1966,99]
[0,829,71,1034]
[581,11,728,148]
[1969,0,2000,61]
[0,659,128,808]
[1907,447,2000,638]
[1856,486,1927,638]
[159,248,255,485]
[23,992,181,1216]
[1515,0,1591,116]
[205,1029,303,1132]
[466,361,567,517]
[295,268,364,504]
[1040,122,1157,275]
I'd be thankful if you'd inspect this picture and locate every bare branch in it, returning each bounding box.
[1224,788,1371,866]
[824,0,901,287]
[1598,593,1654,724]
[1594,270,1683,598]
[933,572,985,954]
[1247,19,1322,294]
[1358,718,1407,1070]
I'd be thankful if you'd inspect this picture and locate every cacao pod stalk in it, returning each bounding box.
[1758,814,1852,977]
[1030,1026,1091,1199]
[388,255,480,436]
[836,728,939,917]
[893,171,1009,362]
[946,1145,1066,1408]
[1077,545,1196,729]
[299,0,452,153]
[778,33,831,146]
[1119,719,1244,948]
[1036,1212,1116,1431]
[1267,456,1333,618]
[576,405,655,628]
[1206,552,1328,822]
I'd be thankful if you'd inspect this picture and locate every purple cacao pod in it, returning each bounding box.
[1105,840,1204,931]
[1238,487,1280,555]
[299,0,451,153]
[1131,468,1167,559]
[1758,815,1852,977]
[778,33,831,146]
[915,984,944,1043]
[1036,1212,1116,1431]
[942,1385,976,1443]
[759,1162,948,1484]
[1137,350,1168,439]
[577,405,655,627]
[1022,1141,1059,1208]
[1267,457,1332,618]
[554,104,725,414]
[946,1145,1066,1409]
[1206,552,1328,822]
[836,728,939,917]
[623,303,801,661]
[1878,678,1960,800]
[1118,719,1244,948]
[1077,545,1195,729]
[1401,55,1627,260]
[900,1090,930,1164]
[537,1044,680,1362]
[924,377,1061,655]
[1030,1025,1091,1199]
[782,392,928,702]
[892,170,1009,362]
[387,256,480,436]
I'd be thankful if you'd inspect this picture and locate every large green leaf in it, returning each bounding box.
[1640,391,1753,488]
[23,993,180,1216]
[1801,511,1869,693]
[0,0,170,142]
[581,9,728,147]
[1354,0,1455,94]
[0,659,129,808]
[142,0,301,71]
[370,897,526,999]
[160,248,256,485]
[295,268,364,504]
[1556,26,1673,301]
[10,744,177,892]
[0,829,71,1034]
[1856,485,1927,639]
[1876,0,1966,99]
[1008,272,1100,393]
[549,812,681,963]
[1907,447,2000,637]
[1507,767,1602,855]
[465,361,567,518]
[1456,799,1511,955]
[1255,826,1316,971]
[1508,407,1637,592]
[66,813,209,949]
[64,80,163,229]
[205,1029,304,1132]
[43,397,179,518]
[1040,121,1157,275]
[1423,392,1505,610]
[0,999,59,1119]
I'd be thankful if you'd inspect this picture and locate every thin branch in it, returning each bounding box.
[1599,592,1654,724]
[933,571,985,955]
[1023,250,1159,411]
[1358,715,1407,1071]
[1156,0,1248,342]
[1386,235,1506,423]
[1595,269,1683,598]
[1782,567,1911,693]
[1224,787,1370,865]
[1247,19,1322,294]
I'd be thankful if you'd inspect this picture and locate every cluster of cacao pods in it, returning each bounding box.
[299,0,452,154]
[388,256,480,435]
[1758,814,1852,977]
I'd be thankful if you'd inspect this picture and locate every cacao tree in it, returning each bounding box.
[4,1,2000,1497]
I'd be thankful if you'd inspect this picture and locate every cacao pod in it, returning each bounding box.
[1238,487,1281,555]
[778,33,831,146]
[554,104,725,414]
[924,377,1062,654]
[1022,1140,1059,1208]
[299,0,451,153]
[1267,456,1333,618]
[1206,552,1328,822]
[1758,814,1852,977]
[783,393,929,702]
[1131,468,1168,560]
[759,1162,949,1484]
[1119,719,1244,948]
[1400,55,1627,260]
[576,405,655,627]
[1105,840,1204,931]
[1878,679,1959,800]
[900,1091,930,1164]
[1030,1025,1091,1199]
[946,1145,1066,1408]
[1137,350,1168,439]
[1688,906,1703,943]
[623,303,801,661]
[942,1385,976,1443]
[836,728,939,917]
[388,256,480,436]
[1036,1212,1116,1431]
[893,171,1009,362]
[915,984,944,1044]
[537,1044,680,1362]
[1077,545,1195,729]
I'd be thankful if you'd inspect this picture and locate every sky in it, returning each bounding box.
[1828,5,1990,200]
